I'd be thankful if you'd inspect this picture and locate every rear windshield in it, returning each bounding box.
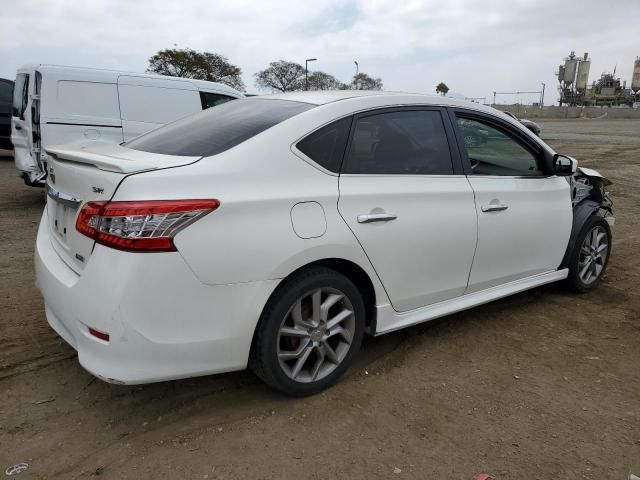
[125,98,314,157]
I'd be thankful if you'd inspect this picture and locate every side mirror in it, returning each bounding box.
[554,154,577,176]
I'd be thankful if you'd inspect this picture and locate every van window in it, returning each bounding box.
[57,81,120,120]
[12,74,28,119]
[118,85,202,124]
[125,98,313,157]
[200,92,235,109]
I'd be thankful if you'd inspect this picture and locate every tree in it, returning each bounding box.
[254,60,305,92]
[435,82,450,96]
[147,48,245,91]
[307,71,347,90]
[352,73,383,90]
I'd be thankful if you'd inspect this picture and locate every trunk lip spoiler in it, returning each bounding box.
[46,182,82,208]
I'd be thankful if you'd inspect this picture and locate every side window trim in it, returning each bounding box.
[447,107,552,177]
[340,106,463,176]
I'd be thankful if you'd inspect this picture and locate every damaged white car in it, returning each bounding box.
[36,92,614,395]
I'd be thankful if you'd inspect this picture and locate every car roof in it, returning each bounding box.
[258,90,495,112]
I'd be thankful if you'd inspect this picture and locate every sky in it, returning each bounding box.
[2,0,639,104]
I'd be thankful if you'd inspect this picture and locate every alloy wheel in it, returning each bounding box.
[578,225,608,285]
[277,287,355,383]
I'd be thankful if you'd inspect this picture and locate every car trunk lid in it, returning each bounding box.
[45,144,199,272]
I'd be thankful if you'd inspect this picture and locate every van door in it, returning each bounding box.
[117,76,202,140]
[12,73,42,183]
[41,79,124,157]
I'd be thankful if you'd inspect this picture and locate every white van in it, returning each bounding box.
[11,64,244,186]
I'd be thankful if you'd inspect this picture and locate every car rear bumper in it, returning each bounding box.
[35,210,278,384]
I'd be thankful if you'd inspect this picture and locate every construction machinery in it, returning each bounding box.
[557,51,639,107]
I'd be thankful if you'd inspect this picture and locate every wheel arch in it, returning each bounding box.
[249,257,379,361]
[560,199,601,268]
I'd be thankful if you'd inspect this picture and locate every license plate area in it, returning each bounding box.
[48,198,77,245]
[46,183,82,245]
[53,201,74,240]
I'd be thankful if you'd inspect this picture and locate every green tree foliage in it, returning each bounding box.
[147,48,245,91]
[435,82,450,96]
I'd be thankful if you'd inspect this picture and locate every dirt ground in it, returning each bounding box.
[1,118,638,479]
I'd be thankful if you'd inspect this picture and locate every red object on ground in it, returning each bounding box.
[472,474,492,480]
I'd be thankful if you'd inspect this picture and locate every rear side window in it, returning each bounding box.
[296,117,352,173]
[125,99,314,157]
[12,74,28,119]
[200,92,235,109]
[343,110,453,175]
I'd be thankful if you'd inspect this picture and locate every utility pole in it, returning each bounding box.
[540,82,546,108]
[354,60,359,89]
[305,58,317,91]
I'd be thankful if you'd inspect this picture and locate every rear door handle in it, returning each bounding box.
[481,203,509,212]
[357,213,398,223]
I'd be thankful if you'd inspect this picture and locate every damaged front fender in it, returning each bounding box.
[561,166,614,267]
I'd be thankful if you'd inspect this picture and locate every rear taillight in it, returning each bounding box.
[76,200,220,252]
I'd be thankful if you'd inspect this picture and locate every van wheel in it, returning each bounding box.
[567,215,611,293]
[251,267,365,396]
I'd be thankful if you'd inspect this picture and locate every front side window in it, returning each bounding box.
[296,117,351,173]
[456,117,542,176]
[125,98,313,157]
[200,92,235,109]
[12,74,28,119]
[343,110,453,175]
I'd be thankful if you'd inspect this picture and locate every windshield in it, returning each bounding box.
[125,98,314,157]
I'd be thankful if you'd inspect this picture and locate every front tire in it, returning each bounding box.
[567,215,612,293]
[251,267,365,396]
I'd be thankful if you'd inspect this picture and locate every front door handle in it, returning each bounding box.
[481,203,509,212]
[357,213,398,223]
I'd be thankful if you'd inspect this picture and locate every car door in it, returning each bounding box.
[449,109,572,293]
[337,107,477,312]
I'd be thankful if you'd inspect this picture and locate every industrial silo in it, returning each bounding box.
[563,54,578,85]
[558,65,566,84]
[576,53,591,91]
[632,57,640,93]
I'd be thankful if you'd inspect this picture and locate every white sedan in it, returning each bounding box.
[36,91,613,395]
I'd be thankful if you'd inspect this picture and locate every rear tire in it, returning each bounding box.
[566,215,611,293]
[251,267,365,396]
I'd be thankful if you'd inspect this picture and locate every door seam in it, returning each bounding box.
[464,175,480,295]
[336,175,396,312]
